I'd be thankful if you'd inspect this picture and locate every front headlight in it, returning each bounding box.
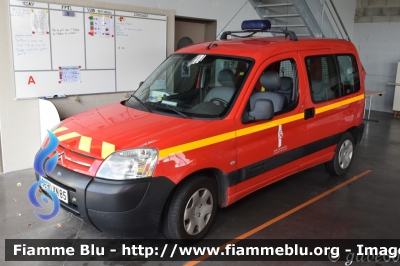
[96,148,158,180]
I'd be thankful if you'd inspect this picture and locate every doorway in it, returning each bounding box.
[175,17,217,51]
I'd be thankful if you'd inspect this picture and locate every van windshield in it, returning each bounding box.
[125,54,253,118]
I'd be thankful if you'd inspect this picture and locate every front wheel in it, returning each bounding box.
[325,132,355,175]
[163,174,218,244]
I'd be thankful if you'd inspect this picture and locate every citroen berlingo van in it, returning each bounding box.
[36,20,365,243]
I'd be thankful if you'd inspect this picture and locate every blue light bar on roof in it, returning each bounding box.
[241,20,271,31]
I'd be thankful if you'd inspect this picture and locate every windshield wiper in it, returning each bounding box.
[131,95,151,113]
[144,101,191,119]
[162,104,190,119]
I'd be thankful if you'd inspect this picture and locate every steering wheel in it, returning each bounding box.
[209,97,229,107]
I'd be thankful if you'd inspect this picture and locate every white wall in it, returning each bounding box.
[0,0,41,172]
[103,0,259,37]
[353,22,400,113]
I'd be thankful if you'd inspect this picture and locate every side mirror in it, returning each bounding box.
[138,81,144,89]
[244,99,274,123]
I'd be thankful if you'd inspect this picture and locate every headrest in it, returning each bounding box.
[260,70,281,91]
[280,77,293,91]
[250,92,268,110]
[218,69,235,87]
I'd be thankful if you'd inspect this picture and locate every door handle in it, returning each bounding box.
[304,107,315,120]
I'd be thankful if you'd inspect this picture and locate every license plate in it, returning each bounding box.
[40,177,69,204]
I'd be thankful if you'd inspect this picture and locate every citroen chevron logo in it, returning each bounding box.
[29,130,61,220]
[58,151,65,165]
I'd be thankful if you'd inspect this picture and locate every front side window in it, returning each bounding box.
[255,59,299,113]
[125,54,252,119]
[306,55,340,103]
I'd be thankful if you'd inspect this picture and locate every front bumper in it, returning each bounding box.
[36,165,175,236]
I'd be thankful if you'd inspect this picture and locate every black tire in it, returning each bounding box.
[163,174,218,244]
[325,132,355,176]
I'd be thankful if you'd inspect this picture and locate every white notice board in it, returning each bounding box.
[115,11,166,92]
[84,8,116,69]
[10,5,51,71]
[9,1,167,99]
[49,5,85,69]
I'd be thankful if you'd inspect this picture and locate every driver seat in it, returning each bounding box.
[204,69,236,104]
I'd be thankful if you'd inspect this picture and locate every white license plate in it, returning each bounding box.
[40,177,69,204]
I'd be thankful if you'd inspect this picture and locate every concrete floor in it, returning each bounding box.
[1,111,400,266]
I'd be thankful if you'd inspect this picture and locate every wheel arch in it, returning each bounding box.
[195,168,230,208]
[347,123,364,146]
[170,168,230,208]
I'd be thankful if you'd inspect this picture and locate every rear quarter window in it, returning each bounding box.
[336,54,361,96]
[306,55,340,103]
[305,54,361,104]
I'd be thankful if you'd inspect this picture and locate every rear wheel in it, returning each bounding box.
[163,174,217,244]
[325,132,355,175]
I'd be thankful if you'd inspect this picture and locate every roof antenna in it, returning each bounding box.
[206,0,248,50]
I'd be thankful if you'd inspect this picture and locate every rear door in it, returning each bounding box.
[297,49,342,169]
[334,53,364,134]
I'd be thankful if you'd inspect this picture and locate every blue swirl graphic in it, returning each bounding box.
[31,130,61,221]
[41,195,49,203]
[34,130,59,177]
[28,180,60,220]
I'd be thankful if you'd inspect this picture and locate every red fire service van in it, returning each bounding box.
[37,20,365,243]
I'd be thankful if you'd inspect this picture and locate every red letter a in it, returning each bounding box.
[28,76,36,85]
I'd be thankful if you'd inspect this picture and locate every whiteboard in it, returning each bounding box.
[10,6,51,71]
[15,70,116,98]
[10,1,168,99]
[84,8,116,69]
[49,7,85,69]
[115,12,166,92]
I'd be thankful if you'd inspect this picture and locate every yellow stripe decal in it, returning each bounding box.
[53,127,68,134]
[237,113,304,137]
[316,94,364,114]
[101,142,115,159]
[159,131,237,159]
[78,136,92,153]
[341,94,365,106]
[57,132,81,141]
[158,94,364,159]
[315,102,342,114]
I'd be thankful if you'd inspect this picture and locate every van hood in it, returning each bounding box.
[55,102,211,159]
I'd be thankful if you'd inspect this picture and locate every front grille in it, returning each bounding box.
[57,146,96,173]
